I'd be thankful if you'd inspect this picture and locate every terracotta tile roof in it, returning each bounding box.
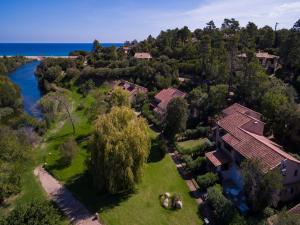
[153,88,186,115]
[205,150,231,167]
[256,52,279,59]
[134,52,152,59]
[116,80,148,96]
[218,103,300,172]
[238,52,279,59]
[289,203,300,214]
[222,103,262,120]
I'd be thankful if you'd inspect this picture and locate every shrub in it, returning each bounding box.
[141,102,161,127]
[196,172,218,191]
[181,155,193,165]
[59,138,79,165]
[76,102,85,111]
[263,207,275,218]
[186,156,206,172]
[4,200,62,225]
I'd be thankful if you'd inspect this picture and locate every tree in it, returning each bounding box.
[261,89,295,139]
[59,138,78,166]
[241,159,283,212]
[187,87,208,120]
[91,106,151,193]
[4,200,62,225]
[164,97,188,139]
[0,126,30,203]
[0,76,22,113]
[208,84,228,115]
[39,91,75,133]
[207,184,243,225]
[292,19,300,32]
[108,87,130,109]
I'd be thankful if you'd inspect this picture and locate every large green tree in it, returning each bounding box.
[91,106,151,194]
[0,126,30,203]
[164,97,188,139]
[241,159,283,212]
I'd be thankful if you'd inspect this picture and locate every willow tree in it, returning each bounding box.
[108,87,130,109]
[91,106,150,194]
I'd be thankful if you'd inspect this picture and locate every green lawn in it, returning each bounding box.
[176,138,211,155]
[64,137,202,225]
[26,85,202,225]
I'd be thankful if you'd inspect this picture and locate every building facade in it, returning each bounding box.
[205,103,300,201]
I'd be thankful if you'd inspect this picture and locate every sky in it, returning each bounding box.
[1,0,300,43]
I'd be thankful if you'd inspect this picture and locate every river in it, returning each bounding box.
[9,61,43,118]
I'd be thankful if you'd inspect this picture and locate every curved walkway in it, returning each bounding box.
[34,166,102,225]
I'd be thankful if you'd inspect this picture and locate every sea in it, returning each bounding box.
[0,43,123,56]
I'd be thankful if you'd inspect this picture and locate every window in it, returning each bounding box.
[294,170,298,177]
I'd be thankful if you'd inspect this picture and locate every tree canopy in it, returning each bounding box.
[91,106,151,193]
[164,97,188,139]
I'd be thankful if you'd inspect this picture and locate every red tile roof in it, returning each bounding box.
[238,52,279,59]
[134,52,152,59]
[218,103,300,172]
[289,203,300,214]
[116,80,148,96]
[153,88,186,115]
[205,150,231,167]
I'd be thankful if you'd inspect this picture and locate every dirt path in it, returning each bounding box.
[34,166,102,225]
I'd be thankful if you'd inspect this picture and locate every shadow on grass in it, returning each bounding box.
[45,157,71,171]
[65,172,132,213]
[148,138,165,163]
[46,133,72,142]
[75,134,91,144]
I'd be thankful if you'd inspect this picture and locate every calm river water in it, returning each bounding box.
[9,61,42,117]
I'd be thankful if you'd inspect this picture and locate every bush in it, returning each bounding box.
[181,155,193,165]
[263,207,275,218]
[4,200,62,225]
[186,156,206,172]
[59,138,79,165]
[141,102,161,127]
[196,172,218,191]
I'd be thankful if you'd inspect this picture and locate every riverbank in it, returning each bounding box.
[0,55,79,61]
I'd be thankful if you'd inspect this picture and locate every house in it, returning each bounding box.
[134,52,152,60]
[238,51,280,74]
[267,202,300,224]
[151,88,186,119]
[115,80,148,101]
[205,103,300,202]
[123,46,131,54]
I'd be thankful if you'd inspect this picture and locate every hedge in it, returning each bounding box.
[196,172,218,191]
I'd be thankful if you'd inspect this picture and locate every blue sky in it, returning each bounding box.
[1,0,300,43]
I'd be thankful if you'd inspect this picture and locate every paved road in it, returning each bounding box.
[34,166,102,225]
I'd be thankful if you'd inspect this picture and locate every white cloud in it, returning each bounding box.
[128,0,300,40]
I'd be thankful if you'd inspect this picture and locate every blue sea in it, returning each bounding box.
[0,43,123,56]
